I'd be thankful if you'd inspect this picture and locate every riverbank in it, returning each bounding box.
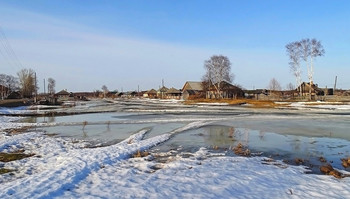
[0,99,32,107]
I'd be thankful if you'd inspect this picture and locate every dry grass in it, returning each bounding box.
[0,152,34,162]
[132,150,150,158]
[5,126,32,135]
[184,98,286,108]
[0,168,14,175]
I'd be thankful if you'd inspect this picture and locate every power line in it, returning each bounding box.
[0,26,23,70]
[0,45,16,69]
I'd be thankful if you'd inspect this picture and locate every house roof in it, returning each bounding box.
[182,81,203,91]
[158,86,169,92]
[167,87,181,94]
[147,89,157,94]
[56,90,70,95]
[208,81,243,91]
[183,89,198,95]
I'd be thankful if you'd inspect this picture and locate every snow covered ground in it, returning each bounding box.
[1,100,350,198]
[288,101,350,110]
[0,121,350,198]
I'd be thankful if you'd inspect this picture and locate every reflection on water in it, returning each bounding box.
[152,124,350,174]
[23,105,350,174]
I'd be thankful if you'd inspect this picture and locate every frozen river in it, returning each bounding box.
[1,99,350,198]
[18,99,350,173]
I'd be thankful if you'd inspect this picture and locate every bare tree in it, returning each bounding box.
[309,38,325,83]
[286,41,302,96]
[102,85,108,98]
[0,74,18,99]
[299,38,325,84]
[47,78,56,95]
[268,78,282,91]
[286,83,295,91]
[5,75,18,92]
[17,68,37,98]
[202,55,234,99]
[0,74,6,99]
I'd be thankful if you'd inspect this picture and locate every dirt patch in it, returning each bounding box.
[132,150,150,158]
[4,126,33,135]
[0,168,14,175]
[183,98,287,108]
[0,152,34,162]
[319,164,350,179]
[0,99,32,107]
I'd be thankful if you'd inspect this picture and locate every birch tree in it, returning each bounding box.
[47,78,56,95]
[102,85,108,98]
[202,55,233,98]
[286,41,302,96]
[299,38,325,84]
[309,38,325,83]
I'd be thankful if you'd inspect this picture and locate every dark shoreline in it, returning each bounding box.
[0,99,32,107]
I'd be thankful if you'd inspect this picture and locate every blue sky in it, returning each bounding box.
[0,0,350,92]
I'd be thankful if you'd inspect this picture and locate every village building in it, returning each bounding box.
[206,81,244,99]
[181,81,203,100]
[123,91,138,98]
[295,82,330,99]
[55,89,72,101]
[244,89,269,100]
[157,86,169,99]
[143,89,157,98]
[166,88,182,99]
[73,92,95,100]
[115,92,124,98]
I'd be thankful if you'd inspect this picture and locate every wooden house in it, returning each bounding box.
[143,89,157,98]
[55,90,72,101]
[206,81,244,99]
[166,88,182,99]
[124,91,137,98]
[296,82,324,98]
[157,86,169,99]
[182,81,203,100]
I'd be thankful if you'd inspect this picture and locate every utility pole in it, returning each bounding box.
[44,79,46,94]
[334,76,337,94]
[34,72,37,103]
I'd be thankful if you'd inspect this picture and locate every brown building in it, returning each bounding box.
[206,81,244,99]
[182,81,204,100]
[166,88,182,99]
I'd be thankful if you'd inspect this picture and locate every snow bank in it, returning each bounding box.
[289,102,350,110]
[63,148,350,199]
